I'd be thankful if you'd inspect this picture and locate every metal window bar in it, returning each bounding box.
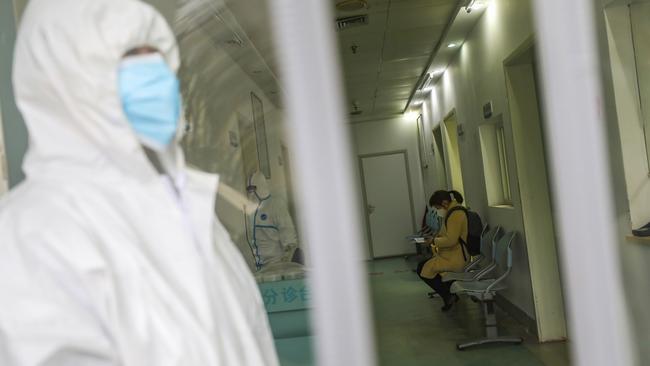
[268,1,377,365]
[532,0,635,365]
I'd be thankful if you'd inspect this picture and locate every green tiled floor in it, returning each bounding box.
[368,258,571,366]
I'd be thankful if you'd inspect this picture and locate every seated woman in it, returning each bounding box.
[416,190,469,311]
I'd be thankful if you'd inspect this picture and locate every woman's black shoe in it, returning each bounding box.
[441,294,459,312]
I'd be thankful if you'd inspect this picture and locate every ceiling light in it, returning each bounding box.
[404,111,419,122]
[336,0,368,12]
[431,69,445,76]
[447,43,459,48]
[465,0,485,13]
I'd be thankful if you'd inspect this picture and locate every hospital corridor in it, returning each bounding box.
[0,0,649,365]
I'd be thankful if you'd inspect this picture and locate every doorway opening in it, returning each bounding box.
[504,40,567,342]
[431,126,448,190]
[442,111,465,195]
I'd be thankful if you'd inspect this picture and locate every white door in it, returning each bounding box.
[361,152,415,258]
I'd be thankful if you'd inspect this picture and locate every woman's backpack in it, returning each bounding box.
[445,206,483,257]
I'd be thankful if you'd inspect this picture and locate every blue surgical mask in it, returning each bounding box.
[118,54,181,151]
[426,206,440,232]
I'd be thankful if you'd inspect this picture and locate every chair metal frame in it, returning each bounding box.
[452,231,524,350]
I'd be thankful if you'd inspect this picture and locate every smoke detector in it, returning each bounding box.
[336,0,368,12]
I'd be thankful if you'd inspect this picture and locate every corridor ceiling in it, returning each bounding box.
[175,0,459,121]
[336,0,458,121]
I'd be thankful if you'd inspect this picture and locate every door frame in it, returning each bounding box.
[358,150,417,259]
[431,125,448,190]
[442,109,465,195]
[503,37,568,342]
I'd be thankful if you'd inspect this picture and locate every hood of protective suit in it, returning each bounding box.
[248,171,270,200]
[13,0,182,182]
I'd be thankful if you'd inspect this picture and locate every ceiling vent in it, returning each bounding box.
[336,0,368,12]
[336,15,368,31]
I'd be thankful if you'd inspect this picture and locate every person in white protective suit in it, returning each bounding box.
[246,171,303,270]
[0,0,279,365]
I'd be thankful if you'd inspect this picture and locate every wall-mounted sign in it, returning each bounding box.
[483,101,493,119]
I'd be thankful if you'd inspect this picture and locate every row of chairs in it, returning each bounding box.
[439,226,524,350]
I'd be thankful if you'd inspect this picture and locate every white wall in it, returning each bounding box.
[604,5,650,229]
[602,4,650,362]
[352,116,427,260]
[423,0,537,319]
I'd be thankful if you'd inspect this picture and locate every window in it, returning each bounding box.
[479,115,512,206]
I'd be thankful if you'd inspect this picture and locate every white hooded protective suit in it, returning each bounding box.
[246,172,299,269]
[0,0,279,365]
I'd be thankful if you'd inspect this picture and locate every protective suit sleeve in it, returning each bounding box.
[0,227,115,366]
[271,197,299,257]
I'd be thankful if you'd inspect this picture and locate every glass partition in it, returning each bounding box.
[175,0,308,284]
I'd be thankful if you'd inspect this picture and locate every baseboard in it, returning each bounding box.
[372,252,417,260]
[495,294,538,338]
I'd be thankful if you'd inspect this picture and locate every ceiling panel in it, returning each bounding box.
[384,26,445,44]
[381,56,428,74]
[378,67,422,81]
[348,98,375,110]
[346,83,377,98]
[373,99,409,113]
[382,47,429,63]
[375,85,413,98]
[339,39,384,62]
[377,76,419,88]
[388,3,455,29]
[343,62,380,80]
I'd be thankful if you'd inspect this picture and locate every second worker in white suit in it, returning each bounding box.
[247,171,303,270]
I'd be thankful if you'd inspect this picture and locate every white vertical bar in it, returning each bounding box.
[532,1,635,365]
[268,1,376,366]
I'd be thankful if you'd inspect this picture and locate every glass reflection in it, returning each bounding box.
[176,0,306,283]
